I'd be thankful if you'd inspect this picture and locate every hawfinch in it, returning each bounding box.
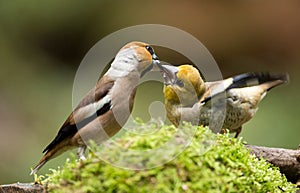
[161,64,288,137]
[31,41,160,174]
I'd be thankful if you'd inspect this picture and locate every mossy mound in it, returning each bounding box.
[39,120,297,193]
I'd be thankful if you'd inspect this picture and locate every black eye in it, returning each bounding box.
[176,79,184,87]
[145,45,155,55]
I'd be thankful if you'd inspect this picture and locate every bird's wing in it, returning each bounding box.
[42,76,115,153]
[199,78,234,104]
[199,72,288,104]
[225,72,288,90]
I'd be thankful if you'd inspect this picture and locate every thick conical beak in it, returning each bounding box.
[151,53,160,65]
[160,64,179,85]
[140,55,161,78]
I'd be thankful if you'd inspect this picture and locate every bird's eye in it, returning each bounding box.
[145,45,155,55]
[176,79,184,87]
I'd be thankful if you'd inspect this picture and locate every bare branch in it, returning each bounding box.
[0,183,45,193]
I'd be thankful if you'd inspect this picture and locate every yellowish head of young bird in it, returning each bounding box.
[162,64,205,107]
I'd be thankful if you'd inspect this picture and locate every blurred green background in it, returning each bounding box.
[1,0,300,184]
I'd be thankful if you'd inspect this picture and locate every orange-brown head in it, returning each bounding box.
[108,41,160,78]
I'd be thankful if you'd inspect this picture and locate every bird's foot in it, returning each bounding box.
[234,127,242,138]
[77,146,87,161]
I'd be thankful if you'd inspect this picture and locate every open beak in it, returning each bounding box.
[151,53,160,67]
[159,64,179,85]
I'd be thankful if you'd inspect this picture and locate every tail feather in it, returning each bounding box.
[30,159,48,175]
[261,79,287,92]
[227,72,289,90]
[30,141,71,175]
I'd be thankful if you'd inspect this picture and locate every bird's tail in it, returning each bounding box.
[227,72,289,91]
[30,143,67,175]
[30,155,50,175]
[30,160,47,175]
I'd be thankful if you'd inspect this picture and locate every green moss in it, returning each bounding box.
[42,120,297,193]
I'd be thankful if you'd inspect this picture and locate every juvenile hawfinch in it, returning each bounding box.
[161,64,288,137]
[31,41,160,174]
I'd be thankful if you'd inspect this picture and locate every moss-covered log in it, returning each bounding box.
[246,145,300,184]
[0,183,44,193]
[0,122,299,192]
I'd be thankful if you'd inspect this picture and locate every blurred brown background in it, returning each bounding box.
[0,0,299,184]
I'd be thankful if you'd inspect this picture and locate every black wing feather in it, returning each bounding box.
[201,72,288,104]
[43,79,114,153]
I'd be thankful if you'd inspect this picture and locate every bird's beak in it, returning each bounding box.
[159,64,179,85]
[152,53,160,65]
[140,54,161,78]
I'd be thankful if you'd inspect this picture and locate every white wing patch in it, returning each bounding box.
[210,78,234,97]
[73,95,112,123]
